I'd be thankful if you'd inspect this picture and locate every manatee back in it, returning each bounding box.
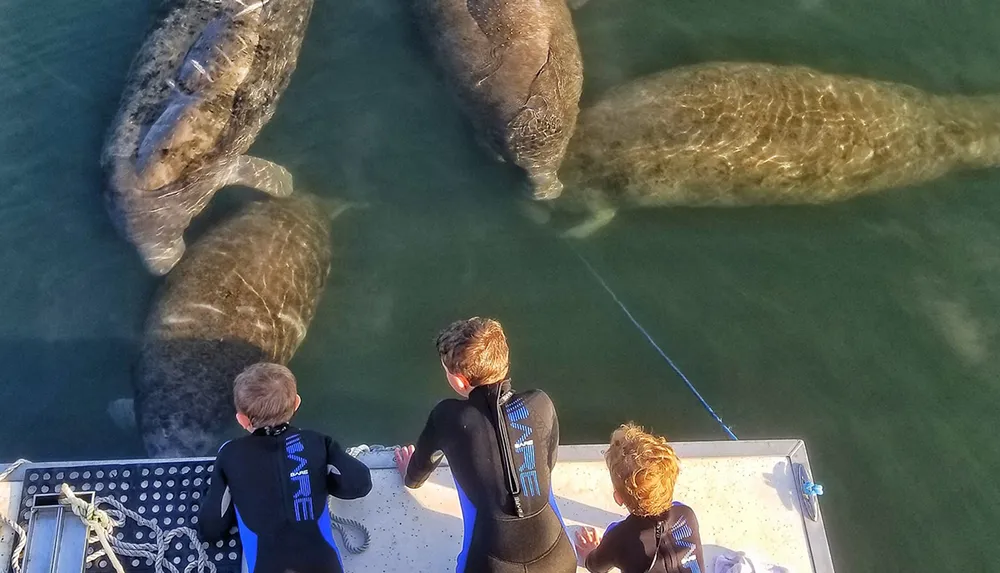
[414,0,583,194]
[565,62,998,206]
[146,195,332,360]
[101,0,314,178]
[218,0,315,154]
[135,196,332,456]
[101,0,222,168]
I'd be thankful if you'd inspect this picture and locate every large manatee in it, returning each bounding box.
[554,62,1000,236]
[102,0,314,275]
[414,0,584,199]
[129,196,335,457]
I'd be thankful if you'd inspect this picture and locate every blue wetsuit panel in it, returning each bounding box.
[198,427,372,573]
[406,382,575,573]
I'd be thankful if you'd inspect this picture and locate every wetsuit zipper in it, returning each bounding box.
[275,436,291,525]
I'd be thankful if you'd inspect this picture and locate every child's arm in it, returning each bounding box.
[575,524,620,573]
[402,409,444,488]
[197,449,236,542]
[325,436,373,500]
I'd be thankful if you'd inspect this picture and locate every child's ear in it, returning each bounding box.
[236,412,252,432]
[613,490,625,507]
[294,394,302,411]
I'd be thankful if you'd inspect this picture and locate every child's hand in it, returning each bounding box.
[574,526,601,567]
[394,445,414,480]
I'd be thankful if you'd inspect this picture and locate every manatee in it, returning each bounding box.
[130,195,334,458]
[413,0,584,199]
[101,0,315,275]
[554,62,1000,237]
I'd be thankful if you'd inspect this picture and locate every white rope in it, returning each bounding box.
[344,444,399,458]
[327,500,370,555]
[327,444,399,554]
[0,460,31,573]
[59,485,126,573]
[59,485,216,573]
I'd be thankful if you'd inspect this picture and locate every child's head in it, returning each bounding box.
[604,423,680,517]
[233,362,301,431]
[435,317,510,396]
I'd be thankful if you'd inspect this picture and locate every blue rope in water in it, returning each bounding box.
[570,246,739,441]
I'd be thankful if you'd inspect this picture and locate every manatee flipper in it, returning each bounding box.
[561,208,617,239]
[517,199,553,225]
[139,236,187,277]
[316,196,369,221]
[475,131,506,162]
[107,398,137,431]
[226,156,294,197]
[561,193,618,239]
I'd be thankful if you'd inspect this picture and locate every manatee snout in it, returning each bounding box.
[137,402,231,458]
[142,423,225,458]
[104,162,191,275]
[528,170,564,200]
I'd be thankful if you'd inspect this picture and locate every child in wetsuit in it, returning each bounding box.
[574,424,705,573]
[394,317,576,573]
[198,363,373,573]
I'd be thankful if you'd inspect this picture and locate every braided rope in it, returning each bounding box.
[60,485,216,573]
[327,502,370,554]
[0,459,31,573]
[98,494,215,573]
[59,485,126,573]
[344,444,399,457]
[327,445,398,554]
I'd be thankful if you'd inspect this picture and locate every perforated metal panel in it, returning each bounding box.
[15,462,240,573]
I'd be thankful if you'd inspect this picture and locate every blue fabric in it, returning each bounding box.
[454,479,477,573]
[549,488,576,559]
[317,506,344,569]
[235,507,258,573]
[604,518,624,535]
[670,515,701,573]
[549,488,568,530]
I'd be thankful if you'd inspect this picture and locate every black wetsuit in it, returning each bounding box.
[198,424,373,573]
[584,502,705,573]
[405,381,576,573]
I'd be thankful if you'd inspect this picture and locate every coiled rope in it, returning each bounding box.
[329,444,407,554]
[59,484,215,573]
[0,459,31,573]
[2,459,372,573]
[568,244,739,441]
[328,501,370,554]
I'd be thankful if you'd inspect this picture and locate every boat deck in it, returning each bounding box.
[1,440,834,573]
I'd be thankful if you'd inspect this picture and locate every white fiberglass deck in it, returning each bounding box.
[1,440,834,573]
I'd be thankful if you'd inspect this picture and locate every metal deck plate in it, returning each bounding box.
[15,462,240,573]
